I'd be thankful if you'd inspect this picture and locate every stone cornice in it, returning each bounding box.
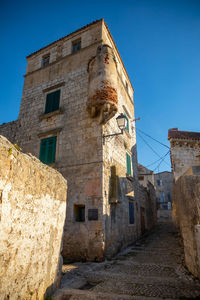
[170,139,200,147]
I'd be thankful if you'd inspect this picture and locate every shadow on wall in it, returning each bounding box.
[103,144,157,259]
[44,220,66,298]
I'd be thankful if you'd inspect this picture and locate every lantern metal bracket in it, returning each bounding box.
[103,129,124,145]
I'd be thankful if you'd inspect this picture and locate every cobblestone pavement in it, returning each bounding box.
[52,221,200,299]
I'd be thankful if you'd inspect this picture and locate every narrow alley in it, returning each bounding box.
[53,221,200,300]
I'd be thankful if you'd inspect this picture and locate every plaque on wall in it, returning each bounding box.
[88,209,98,221]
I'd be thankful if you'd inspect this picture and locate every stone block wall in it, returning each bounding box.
[146,182,157,230]
[138,183,157,233]
[173,171,200,279]
[171,143,200,180]
[0,136,67,300]
[154,171,173,212]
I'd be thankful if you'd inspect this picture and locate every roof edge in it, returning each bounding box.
[26,19,103,58]
[168,128,200,141]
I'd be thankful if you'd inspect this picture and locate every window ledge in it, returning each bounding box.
[39,108,63,121]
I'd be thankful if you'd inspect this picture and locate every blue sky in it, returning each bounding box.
[1,0,200,172]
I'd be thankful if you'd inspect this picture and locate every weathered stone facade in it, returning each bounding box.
[173,167,200,279]
[168,128,200,180]
[154,171,174,211]
[0,19,156,261]
[169,128,200,278]
[138,183,157,233]
[0,135,67,300]
[138,164,155,187]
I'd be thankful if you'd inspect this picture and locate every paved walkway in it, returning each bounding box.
[53,221,200,299]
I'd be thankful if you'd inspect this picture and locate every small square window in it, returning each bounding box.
[129,201,134,224]
[157,180,162,186]
[41,54,50,67]
[74,204,85,222]
[72,39,81,54]
[39,136,57,164]
[45,90,60,114]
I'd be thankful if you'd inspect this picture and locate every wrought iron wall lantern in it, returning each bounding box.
[103,113,127,145]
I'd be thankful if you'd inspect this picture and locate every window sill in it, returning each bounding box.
[39,108,63,121]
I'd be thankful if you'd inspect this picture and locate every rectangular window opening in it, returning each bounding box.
[41,54,50,67]
[39,136,57,164]
[45,90,60,114]
[72,39,81,54]
[74,204,85,222]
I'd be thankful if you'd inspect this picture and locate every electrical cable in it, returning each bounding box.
[136,130,170,167]
[145,153,169,168]
[153,150,170,172]
[136,127,170,149]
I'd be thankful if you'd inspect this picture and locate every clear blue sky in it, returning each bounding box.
[1,0,200,172]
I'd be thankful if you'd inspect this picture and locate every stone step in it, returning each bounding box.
[52,287,177,300]
[85,270,200,288]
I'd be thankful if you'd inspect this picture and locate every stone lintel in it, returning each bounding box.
[43,82,65,93]
[38,127,62,138]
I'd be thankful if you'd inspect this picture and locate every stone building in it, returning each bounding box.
[168,128,200,278]
[154,171,173,209]
[154,171,173,219]
[168,128,200,180]
[0,19,156,261]
[138,164,154,187]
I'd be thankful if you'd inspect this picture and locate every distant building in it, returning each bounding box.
[154,171,173,210]
[168,128,200,180]
[138,164,173,218]
[138,164,154,187]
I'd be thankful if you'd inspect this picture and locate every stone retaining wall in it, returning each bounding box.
[0,135,67,300]
[173,171,200,279]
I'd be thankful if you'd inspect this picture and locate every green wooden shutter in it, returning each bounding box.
[39,136,57,164]
[126,153,131,175]
[39,139,48,163]
[45,90,60,114]
[125,114,129,133]
[47,136,57,164]
[52,90,60,111]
